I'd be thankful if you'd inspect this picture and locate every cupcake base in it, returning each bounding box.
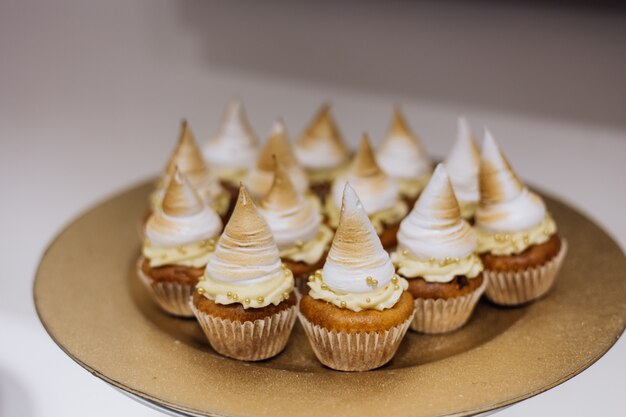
[191,292,298,361]
[136,257,198,317]
[410,275,488,334]
[379,221,401,250]
[484,239,567,306]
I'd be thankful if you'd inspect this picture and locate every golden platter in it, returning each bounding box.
[34,181,626,417]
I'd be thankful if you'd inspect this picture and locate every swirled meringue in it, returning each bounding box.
[476,130,546,232]
[331,134,399,215]
[376,107,431,182]
[152,121,228,215]
[322,184,396,294]
[198,185,294,308]
[396,164,477,261]
[444,116,480,211]
[245,119,309,198]
[202,98,259,178]
[145,168,222,249]
[258,159,321,250]
[294,104,350,171]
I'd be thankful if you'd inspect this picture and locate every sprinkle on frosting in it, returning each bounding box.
[376,106,432,186]
[331,134,401,215]
[444,116,480,216]
[144,168,223,266]
[245,119,309,197]
[476,130,547,233]
[197,184,294,308]
[309,184,407,311]
[392,164,482,282]
[294,103,350,171]
[152,120,229,215]
[258,158,323,251]
[203,98,259,176]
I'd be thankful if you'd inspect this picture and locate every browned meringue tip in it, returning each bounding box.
[297,103,348,152]
[351,133,386,179]
[261,157,299,211]
[413,163,461,225]
[479,129,524,206]
[162,167,204,217]
[257,120,297,171]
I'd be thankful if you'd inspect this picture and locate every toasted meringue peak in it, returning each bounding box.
[246,119,309,196]
[323,184,395,293]
[376,107,431,180]
[258,159,321,248]
[203,98,259,169]
[398,164,476,260]
[146,167,223,248]
[162,167,204,217]
[331,134,398,214]
[476,130,546,232]
[205,185,283,282]
[444,116,481,204]
[294,104,350,169]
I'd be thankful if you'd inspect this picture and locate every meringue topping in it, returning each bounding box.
[157,120,226,210]
[203,98,259,172]
[258,158,321,249]
[322,184,396,294]
[204,185,283,283]
[245,119,309,197]
[294,104,350,170]
[376,107,431,181]
[145,168,223,248]
[476,130,546,232]
[396,164,477,261]
[444,116,480,206]
[331,134,398,215]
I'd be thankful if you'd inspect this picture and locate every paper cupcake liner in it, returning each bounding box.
[298,312,414,372]
[191,303,298,361]
[136,259,195,318]
[485,239,568,306]
[411,275,488,334]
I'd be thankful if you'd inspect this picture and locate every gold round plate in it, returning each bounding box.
[34,181,626,417]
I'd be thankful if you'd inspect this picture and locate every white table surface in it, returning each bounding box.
[1,1,625,416]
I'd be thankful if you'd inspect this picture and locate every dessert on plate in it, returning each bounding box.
[150,120,231,220]
[376,107,432,207]
[138,167,223,317]
[202,98,259,198]
[245,119,311,200]
[191,185,297,361]
[475,130,567,305]
[326,134,408,249]
[444,116,481,221]
[258,158,333,294]
[300,183,414,371]
[391,164,485,333]
[293,104,351,197]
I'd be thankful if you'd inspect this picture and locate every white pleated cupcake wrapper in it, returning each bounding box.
[136,258,195,318]
[411,275,488,334]
[484,239,568,306]
[298,312,414,372]
[191,303,298,361]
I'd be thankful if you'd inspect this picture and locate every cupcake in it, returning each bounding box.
[202,98,259,198]
[191,185,297,361]
[258,158,333,294]
[293,104,351,197]
[474,131,567,306]
[326,134,408,249]
[300,184,414,371]
[150,120,231,220]
[391,164,486,333]
[139,168,223,317]
[444,116,481,221]
[245,119,311,200]
[376,107,432,207]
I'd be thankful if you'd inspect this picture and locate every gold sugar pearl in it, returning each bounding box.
[321,283,329,290]
[365,276,379,288]
[232,293,239,300]
[295,240,304,249]
[244,298,251,305]
[402,249,409,256]
[366,298,371,303]
[226,291,233,299]
[308,275,315,282]
[394,285,400,290]
[196,287,206,295]
[340,301,347,308]
[282,292,290,300]
[257,296,265,304]
[391,276,399,284]
[315,270,322,278]
[283,269,291,277]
